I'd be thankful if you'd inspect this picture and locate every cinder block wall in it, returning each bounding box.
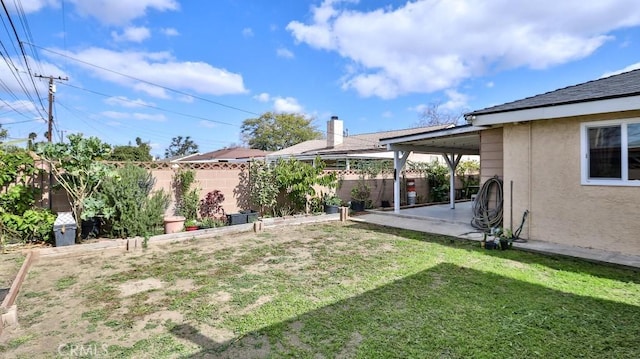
[43,163,444,215]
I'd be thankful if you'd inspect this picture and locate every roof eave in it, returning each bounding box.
[469,95,640,126]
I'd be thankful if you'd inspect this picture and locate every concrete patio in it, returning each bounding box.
[354,202,640,270]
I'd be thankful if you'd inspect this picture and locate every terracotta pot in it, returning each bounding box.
[164,216,186,234]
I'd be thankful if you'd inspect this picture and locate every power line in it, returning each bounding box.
[25,42,261,116]
[60,82,238,127]
[0,1,47,118]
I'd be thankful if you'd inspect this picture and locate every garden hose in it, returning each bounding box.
[471,176,503,232]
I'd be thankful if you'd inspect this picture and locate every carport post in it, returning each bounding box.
[443,153,462,209]
[392,149,410,213]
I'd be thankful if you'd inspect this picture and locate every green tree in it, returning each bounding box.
[109,137,153,161]
[164,136,199,159]
[0,124,7,142]
[36,134,115,241]
[27,132,37,151]
[241,112,322,151]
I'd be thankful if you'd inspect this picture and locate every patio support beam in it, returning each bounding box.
[392,148,410,213]
[443,153,462,209]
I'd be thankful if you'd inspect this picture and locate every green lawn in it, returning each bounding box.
[3,222,640,358]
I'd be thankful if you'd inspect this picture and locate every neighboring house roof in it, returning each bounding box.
[268,124,451,159]
[182,147,271,162]
[467,68,640,116]
[159,152,201,162]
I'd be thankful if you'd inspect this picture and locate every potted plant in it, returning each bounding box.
[80,196,115,239]
[184,219,199,231]
[199,217,225,229]
[350,182,371,212]
[322,193,342,214]
[493,227,513,250]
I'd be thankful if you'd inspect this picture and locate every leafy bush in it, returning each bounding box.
[100,164,170,238]
[0,148,52,243]
[273,157,337,213]
[199,190,225,220]
[409,160,450,202]
[199,217,226,229]
[249,160,278,216]
[1,209,55,243]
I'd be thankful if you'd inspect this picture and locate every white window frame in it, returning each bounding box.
[581,118,640,186]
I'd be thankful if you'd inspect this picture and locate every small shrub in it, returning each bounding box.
[173,169,200,221]
[199,190,225,220]
[1,209,55,244]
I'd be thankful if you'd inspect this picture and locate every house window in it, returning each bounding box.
[581,119,640,186]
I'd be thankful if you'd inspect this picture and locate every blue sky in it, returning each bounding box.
[1,0,640,157]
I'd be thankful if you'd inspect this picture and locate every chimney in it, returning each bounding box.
[327,116,343,148]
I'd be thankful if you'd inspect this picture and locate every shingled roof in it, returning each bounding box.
[268,124,450,158]
[467,69,640,116]
[181,147,271,162]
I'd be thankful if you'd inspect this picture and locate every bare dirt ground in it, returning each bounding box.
[0,250,25,304]
[0,221,400,358]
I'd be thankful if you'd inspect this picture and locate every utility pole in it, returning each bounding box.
[34,74,68,142]
[34,74,68,211]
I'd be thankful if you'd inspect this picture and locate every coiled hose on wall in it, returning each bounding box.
[471,176,503,232]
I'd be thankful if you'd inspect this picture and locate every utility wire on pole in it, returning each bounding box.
[34,74,68,211]
[34,74,68,142]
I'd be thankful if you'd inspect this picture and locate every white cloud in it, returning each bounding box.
[199,120,217,128]
[601,62,640,78]
[276,47,295,59]
[133,113,166,122]
[409,93,468,114]
[273,97,303,113]
[178,95,194,103]
[288,0,640,99]
[104,96,154,108]
[254,94,305,114]
[111,26,151,43]
[161,27,180,37]
[381,110,393,118]
[441,90,469,111]
[101,111,166,122]
[69,0,179,26]
[19,0,57,13]
[101,111,129,119]
[0,55,67,98]
[242,28,254,37]
[254,93,271,102]
[486,82,495,88]
[52,47,247,98]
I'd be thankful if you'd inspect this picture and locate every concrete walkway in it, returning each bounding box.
[352,210,640,270]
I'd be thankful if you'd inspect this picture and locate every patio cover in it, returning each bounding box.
[379,124,483,213]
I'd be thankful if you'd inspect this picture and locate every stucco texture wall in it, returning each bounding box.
[503,116,640,255]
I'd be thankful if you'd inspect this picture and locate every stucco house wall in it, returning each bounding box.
[502,111,640,255]
[480,127,503,183]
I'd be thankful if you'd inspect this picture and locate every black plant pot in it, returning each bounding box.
[240,209,259,223]
[324,204,340,214]
[81,217,100,239]
[227,213,247,226]
[381,200,390,208]
[350,200,365,212]
[499,239,510,250]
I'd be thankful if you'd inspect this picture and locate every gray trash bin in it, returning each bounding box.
[53,212,77,247]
